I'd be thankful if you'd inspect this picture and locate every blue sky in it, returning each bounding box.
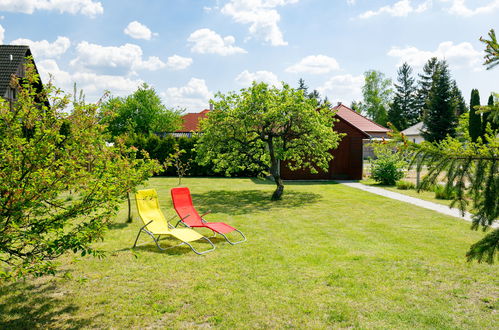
[1,0,498,112]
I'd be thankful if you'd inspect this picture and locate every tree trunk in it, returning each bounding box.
[268,139,284,201]
[127,192,132,223]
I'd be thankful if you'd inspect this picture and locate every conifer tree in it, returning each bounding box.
[388,62,418,130]
[416,57,440,118]
[421,61,457,142]
[468,89,482,142]
[483,94,498,133]
[451,80,467,117]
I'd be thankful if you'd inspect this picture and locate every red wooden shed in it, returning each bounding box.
[280,103,390,180]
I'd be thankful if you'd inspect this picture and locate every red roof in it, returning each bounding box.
[333,104,390,133]
[177,109,210,132]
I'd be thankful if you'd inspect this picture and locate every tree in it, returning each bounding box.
[388,63,419,130]
[421,61,457,142]
[196,82,342,200]
[0,62,160,279]
[416,57,440,119]
[480,29,499,69]
[450,80,467,117]
[101,83,181,137]
[389,30,499,264]
[360,70,393,126]
[468,89,482,142]
[482,94,498,134]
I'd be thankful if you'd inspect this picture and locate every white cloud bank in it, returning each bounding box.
[162,78,213,111]
[387,41,482,70]
[0,0,104,17]
[285,55,340,74]
[443,0,499,16]
[70,41,167,72]
[11,36,70,58]
[124,21,156,40]
[188,28,246,56]
[235,70,280,87]
[221,0,299,46]
[317,74,364,104]
[359,0,431,19]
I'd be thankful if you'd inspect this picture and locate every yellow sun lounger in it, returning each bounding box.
[133,189,215,255]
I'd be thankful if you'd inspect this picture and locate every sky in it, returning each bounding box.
[0,0,498,113]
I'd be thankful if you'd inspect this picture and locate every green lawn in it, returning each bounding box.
[1,177,497,328]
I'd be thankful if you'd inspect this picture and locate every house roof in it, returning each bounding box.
[177,109,210,132]
[333,103,390,133]
[0,45,31,97]
[401,121,424,136]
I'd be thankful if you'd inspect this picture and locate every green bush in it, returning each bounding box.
[370,144,407,185]
[396,180,415,190]
[434,184,456,200]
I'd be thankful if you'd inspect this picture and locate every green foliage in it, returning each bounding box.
[360,70,393,127]
[370,144,407,185]
[433,184,456,200]
[396,180,415,190]
[480,29,499,70]
[388,63,419,130]
[196,82,342,200]
[100,83,181,136]
[166,144,191,185]
[0,62,160,279]
[394,132,498,263]
[450,81,467,117]
[468,89,482,142]
[421,60,457,142]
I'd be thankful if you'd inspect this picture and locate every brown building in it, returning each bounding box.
[280,103,390,180]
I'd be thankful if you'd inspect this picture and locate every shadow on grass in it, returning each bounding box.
[107,222,130,230]
[0,280,99,328]
[127,235,219,256]
[191,189,322,215]
[250,178,341,186]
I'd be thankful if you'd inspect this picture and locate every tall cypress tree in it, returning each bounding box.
[421,61,457,142]
[388,62,418,130]
[468,89,482,142]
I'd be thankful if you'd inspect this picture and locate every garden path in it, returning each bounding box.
[337,181,498,229]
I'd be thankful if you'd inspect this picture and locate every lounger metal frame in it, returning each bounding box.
[133,215,215,255]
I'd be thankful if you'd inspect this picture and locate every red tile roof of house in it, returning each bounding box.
[333,103,390,133]
[176,109,210,132]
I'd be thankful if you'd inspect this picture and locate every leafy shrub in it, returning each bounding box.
[434,184,456,200]
[396,180,415,190]
[370,144,407,185]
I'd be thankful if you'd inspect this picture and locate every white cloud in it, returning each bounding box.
[188,28,246,56]
[10,36,70,58]
[0,0,104,17]
[317,74,364,104]
[359,0,431,19]
[165,55,192,70]
[124,21,156,40]
[347,0,356,5]
[285,55,340,74]
[235,70,280,87]
[443,0,499,16]
[70,41,166,72]
[37,59,142,100]
[221,0,299,46]
[162,78,213,111]
[0,24,4,44]
[387,41,482,70]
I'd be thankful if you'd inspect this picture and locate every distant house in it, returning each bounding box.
[401,122,424,143]
[172,109,210,137]
[280,103,390,180]
[0,45,43,106]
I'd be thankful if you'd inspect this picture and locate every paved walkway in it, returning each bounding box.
[337,181,498,229]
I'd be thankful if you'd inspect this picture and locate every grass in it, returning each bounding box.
[361,178,454,207]
[1,177,498,328]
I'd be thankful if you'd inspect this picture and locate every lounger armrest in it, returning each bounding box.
[141,220,154,231]
[200,210,211,217]
[175,214,191,228]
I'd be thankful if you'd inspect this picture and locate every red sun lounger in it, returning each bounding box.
[171,187,246,245]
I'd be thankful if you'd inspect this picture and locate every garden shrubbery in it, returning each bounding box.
[370,144,407,185]
[396,180,415,190]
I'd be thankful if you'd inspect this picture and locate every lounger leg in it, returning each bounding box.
[219,229,246,245]
[184,237,216,255]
